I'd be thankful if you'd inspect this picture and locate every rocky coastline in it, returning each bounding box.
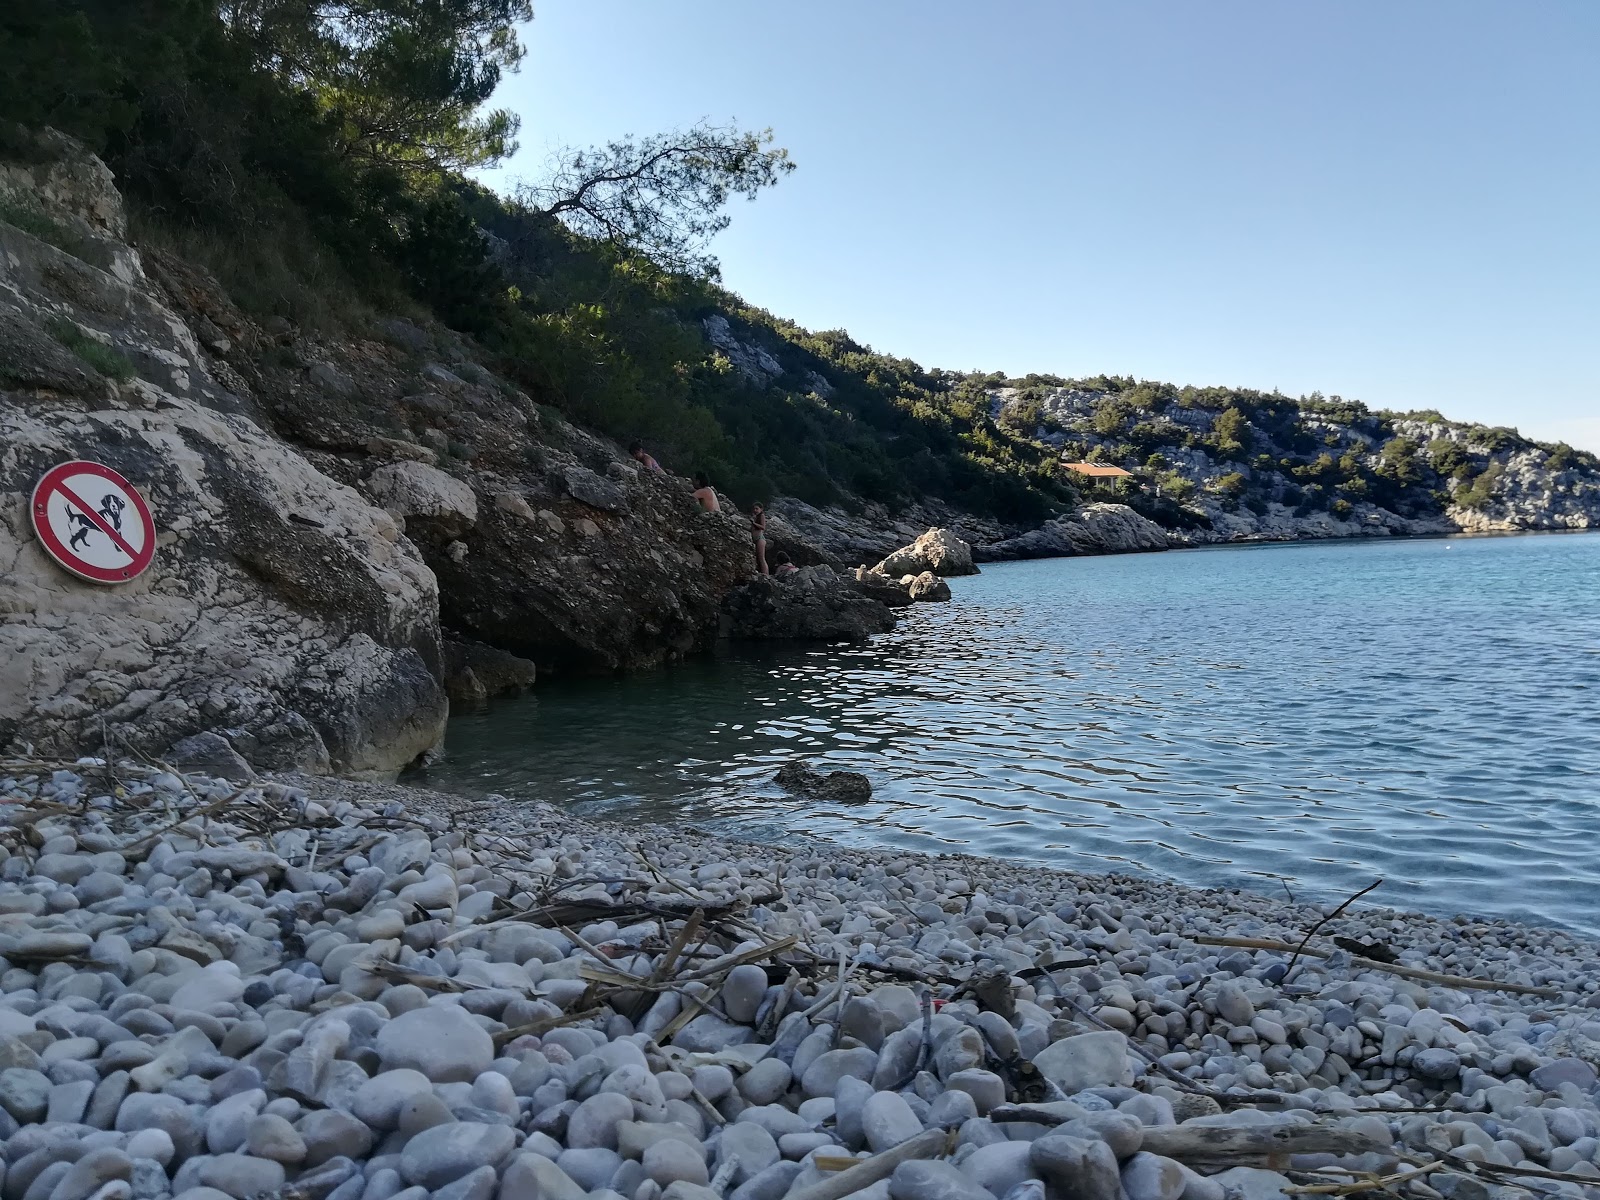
[1,759,1598,1200]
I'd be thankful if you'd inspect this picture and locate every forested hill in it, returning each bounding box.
[5,2,1595,542]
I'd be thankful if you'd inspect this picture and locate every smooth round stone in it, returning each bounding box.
[1121,1152,1186,1200]
[928,1089,979,1130]
[960,1141,1037,1196]
[245,1114,306,1165]
[601,1064,664,1108]
[1213,984,1255,1027]
[737,1059,791,1107]
[717,1121,780,1183]
[400,1121,517,1190]
[840,997,885,1051]
[863,1091,923,1152]
[500,1154,586,1200]
[721,966,769,1026]
[352,1070,433,1131]
[643,1140,710,1188]
[198,1153,287,1199]
[45,1146,133,1200]
[0,1066,52,1122]
[557,1146,622,1192]
[774,1131,834,1163]
[125,1129,175,1167]
[206,1089,268,1154]
[171,967,245,1012]
[1058,1114,1143,1161]
[800,1048,878,1099]
[1030,1133,1122,1200]
[1532,1060,1599,1092]
[375,1006,492,1084]
[890,1159,997,1200]
[567,1092,634,1150]
[691,1065,734,1102]
[1412,1049,1463,1081]
[945,1070,1005,1115]
[296,1109,374,1166]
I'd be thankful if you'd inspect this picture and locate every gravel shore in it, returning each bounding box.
[2,760,1598,1200]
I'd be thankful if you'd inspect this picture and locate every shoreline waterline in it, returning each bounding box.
[416,529,1600,938]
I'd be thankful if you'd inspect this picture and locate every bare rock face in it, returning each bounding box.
[0,130,446,777]
[720,566,897,643]
[364,461,477,539]
[979,503,1170,560]
[874,527,979,578]
[431,458,754,674]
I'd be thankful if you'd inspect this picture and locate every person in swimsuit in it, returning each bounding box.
[751,502,769,575]
[629,442,665,474]
[691,473,719,512]
[771,550,798,576]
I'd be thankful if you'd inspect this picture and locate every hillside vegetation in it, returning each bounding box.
[4,2,1594,538]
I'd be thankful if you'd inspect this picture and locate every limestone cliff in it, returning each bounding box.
[0,132,842,772]
[0,134,445,776]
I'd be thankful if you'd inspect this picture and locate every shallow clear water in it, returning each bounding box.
[413,532,1600,933]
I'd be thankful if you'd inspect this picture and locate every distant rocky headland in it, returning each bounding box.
[2,130,1597,781]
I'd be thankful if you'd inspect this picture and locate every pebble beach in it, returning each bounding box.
[2,761,1599,1200]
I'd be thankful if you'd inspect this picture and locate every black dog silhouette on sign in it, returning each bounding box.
[66,493,127,552]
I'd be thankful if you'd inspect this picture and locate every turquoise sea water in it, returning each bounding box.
[414,532,1600,933]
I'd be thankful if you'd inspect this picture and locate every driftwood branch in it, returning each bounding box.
[785,1128,948,1200]
[1138,1122,1389,1166]
[1285,878,1383,983]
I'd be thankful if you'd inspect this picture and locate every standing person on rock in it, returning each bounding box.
[692,473,720,512]
[751,502,769,575]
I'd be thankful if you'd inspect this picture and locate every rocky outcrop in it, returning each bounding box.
[0,132,446,776]
[874,527,978,577]
[1444,447,1600,532]
[1182,498,1456,545]
[720,566,897,643]
[979,503,1171,560]
[768,497,1012,568]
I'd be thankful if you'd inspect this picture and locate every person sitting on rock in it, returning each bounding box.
[691,473,720,513]
[751,502,769,575]
[771,550,799,576]
[628,442,665,474]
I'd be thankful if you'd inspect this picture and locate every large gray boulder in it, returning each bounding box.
[720,566,896,643]
[874,527,978,577]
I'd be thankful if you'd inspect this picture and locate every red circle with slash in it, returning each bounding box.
[30,460,156,584]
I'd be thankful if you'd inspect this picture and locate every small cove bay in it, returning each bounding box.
[417,532,1600,933]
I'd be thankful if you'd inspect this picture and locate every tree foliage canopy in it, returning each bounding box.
[519,121,795,276]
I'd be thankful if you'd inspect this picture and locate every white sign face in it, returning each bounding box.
[30,460,156,584]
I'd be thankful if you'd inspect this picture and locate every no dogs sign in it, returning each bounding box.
[31,460,156,583]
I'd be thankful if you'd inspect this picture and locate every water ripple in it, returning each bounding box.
[415,531,1600,934]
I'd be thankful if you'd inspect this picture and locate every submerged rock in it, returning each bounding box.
[774,759,873,802]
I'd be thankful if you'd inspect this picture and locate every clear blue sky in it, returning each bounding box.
[479,2,1599,451]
